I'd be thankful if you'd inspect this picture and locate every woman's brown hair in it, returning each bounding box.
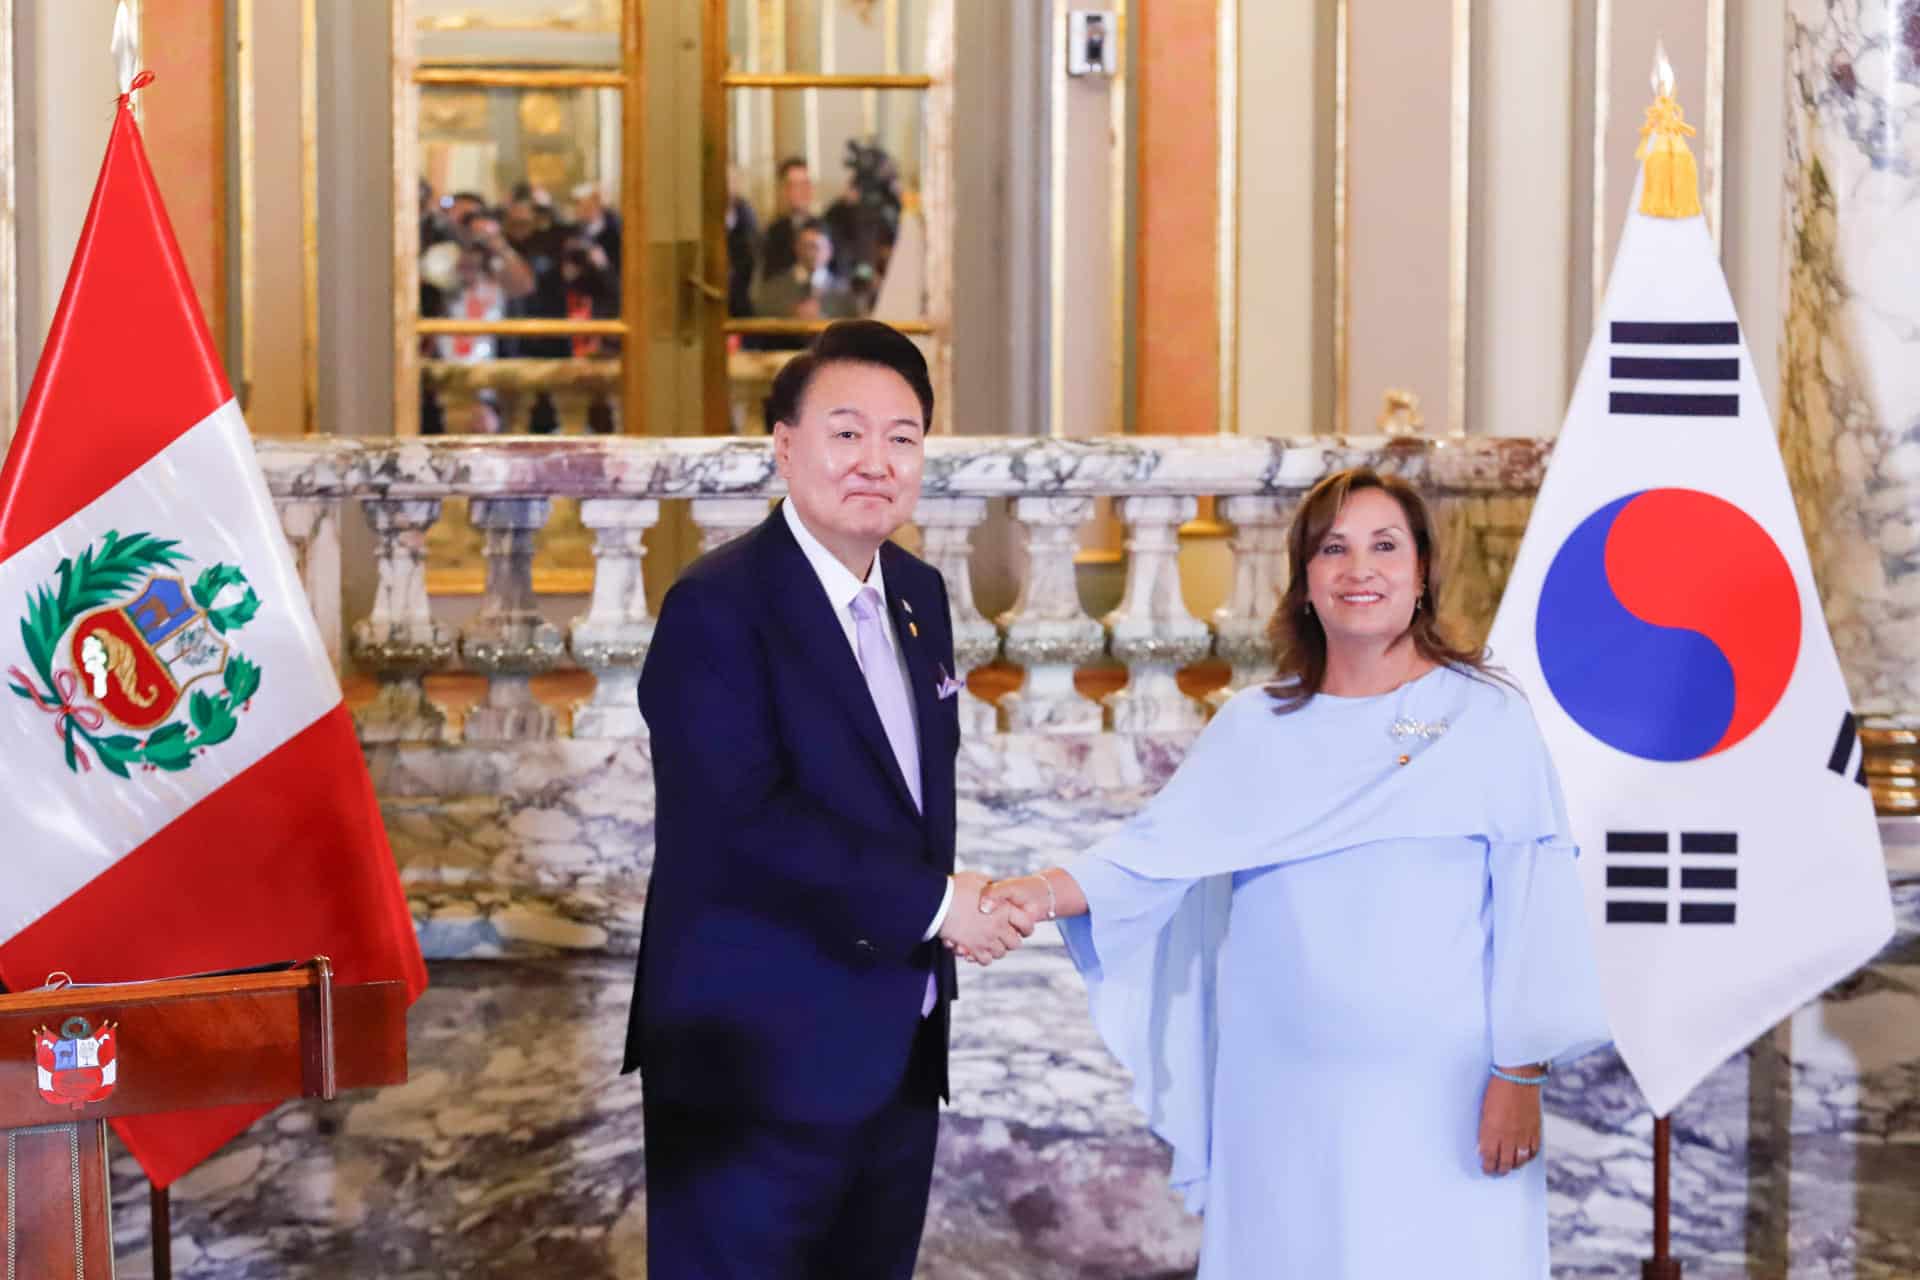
[1264,467,1496,713]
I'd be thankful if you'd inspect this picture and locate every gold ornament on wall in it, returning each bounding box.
[1377,388,1425,437]
[519,91,566,137]
[422,90,489,135]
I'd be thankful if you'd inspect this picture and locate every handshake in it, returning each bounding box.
[936,870,1055,967]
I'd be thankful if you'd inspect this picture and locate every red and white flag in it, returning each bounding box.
[0,91,425,1185]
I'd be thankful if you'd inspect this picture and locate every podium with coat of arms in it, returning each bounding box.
[0,959,407,1277]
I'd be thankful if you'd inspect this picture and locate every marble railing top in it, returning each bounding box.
[257,434,1554,500]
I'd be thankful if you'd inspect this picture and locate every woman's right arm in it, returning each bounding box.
[983,869,1088,921]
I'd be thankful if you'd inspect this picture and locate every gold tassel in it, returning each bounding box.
[1636,93,1701,219]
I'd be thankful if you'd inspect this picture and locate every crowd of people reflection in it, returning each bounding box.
[415,141,904,432]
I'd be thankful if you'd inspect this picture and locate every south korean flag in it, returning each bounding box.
[1485,171,1893,1117]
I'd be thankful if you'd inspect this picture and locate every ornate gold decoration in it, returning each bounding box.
[519,90,566,136]
[1636,49,1702,220]
[525,150,573,192]
[1377,388,1424,436]
[422,89,490,134]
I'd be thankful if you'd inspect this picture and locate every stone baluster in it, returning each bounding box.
[277,497,344,672]
[914,496,1000,737]
[568,498,660,739]
[351,499,456,742]
[997,496,1106,733]
[691,497,773,554]
[460,497,566,741]
[1103,496,1214,732]
[1211,494,1292,703]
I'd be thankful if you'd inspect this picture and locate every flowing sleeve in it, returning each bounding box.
[1058,859,1229,1213]
[1485,694,1611,1067]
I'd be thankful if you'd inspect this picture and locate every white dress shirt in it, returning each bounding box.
[782,500,955,940]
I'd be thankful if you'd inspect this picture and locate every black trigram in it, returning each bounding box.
[1603,829,1738,925]
[1827,710,1870,788]
[1608,321,1740,418]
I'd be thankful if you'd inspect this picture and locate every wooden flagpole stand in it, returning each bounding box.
[1642,1114,1683,1279]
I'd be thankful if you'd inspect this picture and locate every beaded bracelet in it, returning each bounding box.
[1489,1064,1550,1086]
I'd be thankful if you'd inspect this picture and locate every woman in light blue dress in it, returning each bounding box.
[977,468,1610,1278]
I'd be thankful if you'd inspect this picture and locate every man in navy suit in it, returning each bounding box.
[627,320,1035,1277]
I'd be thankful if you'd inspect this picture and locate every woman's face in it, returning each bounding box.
[1304,486,1424,652]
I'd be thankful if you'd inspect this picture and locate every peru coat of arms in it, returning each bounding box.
[34,1016,119,1110]
[7,530,263,776]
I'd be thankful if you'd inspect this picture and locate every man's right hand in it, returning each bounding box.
[939,871,1033,965]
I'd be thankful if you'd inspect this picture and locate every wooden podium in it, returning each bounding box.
[0,959,407,1278]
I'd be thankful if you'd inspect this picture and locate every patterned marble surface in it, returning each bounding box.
[256,434,1553,502]
[93,731,1920,1278]
[1782,0,1920,722]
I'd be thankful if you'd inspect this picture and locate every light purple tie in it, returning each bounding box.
[850,588,922,812]
[850,589,937,1017]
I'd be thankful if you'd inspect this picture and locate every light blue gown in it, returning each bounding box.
[1059,666,1610,1279]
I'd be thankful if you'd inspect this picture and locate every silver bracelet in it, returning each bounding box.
[1039,871,1058,921]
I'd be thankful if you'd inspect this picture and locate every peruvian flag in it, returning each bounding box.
[0,92,425,1183]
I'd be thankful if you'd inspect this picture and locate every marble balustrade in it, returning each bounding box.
[117,431,1909,1278]
[259,432,1554,746]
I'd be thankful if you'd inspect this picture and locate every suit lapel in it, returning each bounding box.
[883,562,941,822]
[756,508,921,817]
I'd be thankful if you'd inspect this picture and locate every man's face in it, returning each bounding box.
[780,166,814,214]
[798,228,833,273]
[774,360,926,565]
[504,201,537,243]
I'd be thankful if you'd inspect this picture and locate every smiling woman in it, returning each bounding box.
[1266,466,1498,712]
[980,462,1609,1279]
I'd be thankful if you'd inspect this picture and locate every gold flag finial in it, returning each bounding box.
[1636,40,1700,218]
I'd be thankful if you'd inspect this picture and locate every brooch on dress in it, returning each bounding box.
[1388,717,1449,766]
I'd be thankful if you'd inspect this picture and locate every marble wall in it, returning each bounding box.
[1782,0,1920,727]
[94,731,1920,1279]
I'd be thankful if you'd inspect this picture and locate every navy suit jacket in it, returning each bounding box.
[624,505,961,1124]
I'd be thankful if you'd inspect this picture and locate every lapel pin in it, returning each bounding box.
[908,621,919,637]
[902,598,914,614]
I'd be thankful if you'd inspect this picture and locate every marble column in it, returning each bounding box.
[1784,1,1920,815]
[1102,496,1213,732]
[914,496,1001,738]
[568,498,659,740]
[351,499,456,743]
[1212,495,1292,704]
[276,497,344,672]
[690,497,772,554]
[998,497,1106,733]
[461,497,566,742]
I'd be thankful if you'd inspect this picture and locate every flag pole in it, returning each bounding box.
[151,1179,173,1280]
[1642,1114,1682,1279]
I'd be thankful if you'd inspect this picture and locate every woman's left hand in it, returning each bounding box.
[1478,1070,1544,1176]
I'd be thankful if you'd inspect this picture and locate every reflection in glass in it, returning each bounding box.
[727,0,930,78]
[725,88,929,338]
[415,0,622,68]
[416,84,623,348]
[421,357,623,436]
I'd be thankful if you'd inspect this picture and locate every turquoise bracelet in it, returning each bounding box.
[1489,1065,1550,1086]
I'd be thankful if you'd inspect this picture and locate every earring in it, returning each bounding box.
[1304,600,1315,615]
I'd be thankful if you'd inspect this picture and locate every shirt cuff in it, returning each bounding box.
[922,877,956,942]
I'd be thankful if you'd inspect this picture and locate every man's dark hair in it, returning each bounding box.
[777,156,809,179]
[765,320,934,433]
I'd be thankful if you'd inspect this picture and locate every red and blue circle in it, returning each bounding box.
[1536,488,1800,761]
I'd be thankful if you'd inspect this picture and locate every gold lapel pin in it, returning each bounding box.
[908,621,919,637]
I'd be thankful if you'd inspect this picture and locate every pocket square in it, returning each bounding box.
[935,665,964,700]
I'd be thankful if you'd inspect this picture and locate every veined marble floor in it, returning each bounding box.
[100,881,1919,1278]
